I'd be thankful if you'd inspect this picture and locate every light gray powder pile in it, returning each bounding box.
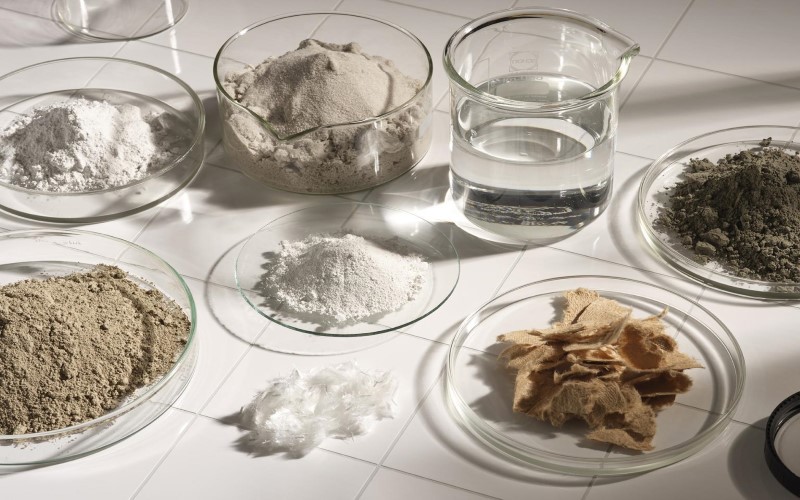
[0,98,185,193]
[222,39,431,193]
[261,232,428,324]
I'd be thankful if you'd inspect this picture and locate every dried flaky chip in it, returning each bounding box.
[633,371,693,397]
[575,297,632,327]
[496,287,704,453]
[556,288,601,326]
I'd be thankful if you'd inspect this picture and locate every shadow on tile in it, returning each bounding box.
[422,380,622,487]
[623,73,800,118]
[0,11,93,48]
[727,418,795,499]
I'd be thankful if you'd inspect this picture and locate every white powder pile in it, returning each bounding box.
[262,232,428,324]
[239,361,397,457]
[0,98,182,192]
[222,39,431,193]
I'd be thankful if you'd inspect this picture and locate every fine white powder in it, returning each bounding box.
[262,232,428,323]
[0,98,183,192]
[222,39,431,193]
[239,361,397,457]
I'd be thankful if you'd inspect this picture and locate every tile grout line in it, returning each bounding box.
[129,409,202,500]
[6,2,800,96]
[620,0,696,111]
[373,465,502,499]
[354,371,447,499]
[381,0,474,21]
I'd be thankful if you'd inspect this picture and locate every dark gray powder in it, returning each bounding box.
[657,138,800,282]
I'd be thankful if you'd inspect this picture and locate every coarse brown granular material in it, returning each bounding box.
[497,288,703,451]
[656,138,800,282]
[0,265,190,435]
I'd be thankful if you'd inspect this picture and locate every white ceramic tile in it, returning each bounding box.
[144,0,339,57]
[136,414,374,500]
[383,382,591,500]
[338,0,469,110]
[697,288,800,427]
[516,0,691,57]
[367,112,523,343]
[169,277,268,413]
[659,0,800,89]
[0,409,193,500]
[618,60,800,159]
[0,202,164,243]
[134,164,340,282]
[0,10,124,77]
[0,1,52,18]
[544,153,683,278]
[585,420,794,500]
[387,0,510,20]
[361,468,492,500]
[202,332,446,463]
[113,41,222,154]
[500,245,704,304]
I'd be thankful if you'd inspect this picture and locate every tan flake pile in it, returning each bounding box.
[497,288,702,451]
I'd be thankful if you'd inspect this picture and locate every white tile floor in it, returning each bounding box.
[1,0,799,498]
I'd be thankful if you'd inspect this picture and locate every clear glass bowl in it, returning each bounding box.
[446,276,744,476]
[235,202,459,336]
[638,126,800,298]
[54,0,188,41]
[214,12,433,194]
[0,229,197,467]
[0,57,205,223]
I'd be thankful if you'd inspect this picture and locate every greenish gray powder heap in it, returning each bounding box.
[657,139,800,283]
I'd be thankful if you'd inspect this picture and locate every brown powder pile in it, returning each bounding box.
[497,288,702,451]
[0,265,190,435]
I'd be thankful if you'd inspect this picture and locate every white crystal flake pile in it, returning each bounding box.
[239,361,398,456]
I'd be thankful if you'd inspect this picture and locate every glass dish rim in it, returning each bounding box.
[442,6,640,113]
[0,56,206,198]
[636,124,800,299]
[53,0,189,42]
[213,11,434,142]
[446,274,746,476]
[0,228,197,449]
[234,201,460,337]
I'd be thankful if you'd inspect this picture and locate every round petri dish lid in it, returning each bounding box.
[0,229,197,466]
[637,125,800,299]
[54,0,187,41]
[235,202,460,337]
[446,275,744,476]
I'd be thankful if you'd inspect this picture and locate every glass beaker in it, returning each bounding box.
[443,8,639,241]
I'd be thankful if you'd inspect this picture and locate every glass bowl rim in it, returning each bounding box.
[234,201,460,337]
[0,228,198,443]
[213,11,434,142]
[53,0,189,42]
[0,56,206,197]
[442,6,640,113]
[636,124,800,298]
[446,274,746,475]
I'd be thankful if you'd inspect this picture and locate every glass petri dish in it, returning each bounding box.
[0,57,205,223]
[54,0,188,41]
[446,275,744,476]
[235,202,459,337]
[637,125,800,298]
[0,229,197,467]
